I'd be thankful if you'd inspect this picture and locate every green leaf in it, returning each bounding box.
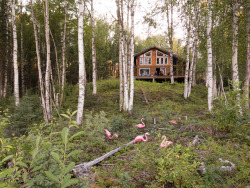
[0,155,13,164]
[69,124,79,129]
[31,166,42,172]
[16,161,28,168]
[41,142,52,150]
[67,150,82,158]
[51,152,62,165]
[45,171,60,183]
[71,110,78,117]
[61,127,69,145]
[64,162,75,175]
[0,168,15,179]
[62,174,71,186]
[35,136,41,149]
[62,178,78,188]
[61,114,70,119]
[69,131,85,141]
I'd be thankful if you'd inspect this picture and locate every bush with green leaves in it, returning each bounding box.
[84,111,109,142]
[8,95,43,135]
[156,144,201,187]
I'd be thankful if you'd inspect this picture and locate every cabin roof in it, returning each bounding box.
[134,45,183,60]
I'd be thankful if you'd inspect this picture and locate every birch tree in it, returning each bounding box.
[76,0,86,125]
[11,0,19,106]
[184,14,190,99]
[244,5,250,109]
[165,0,174,84]
[3,0,9,97]
[61,0,67,104]
[45,0,52,121]
[20,1,25,96]
[91,0,97,96]
[30,0,48,123]
[207,0,213,111]
[116,0,124,111]
[128,0,135,112]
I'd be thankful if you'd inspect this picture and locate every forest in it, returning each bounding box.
[0,0,249,187]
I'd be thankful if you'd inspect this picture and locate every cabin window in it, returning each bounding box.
[157,51,163,56]
[157,50,168,65]
[155,67,167,76]
[140,57,143,65]
[139,68,150,76]
[161,58,164,64]
[148,58,151,64]
[145,51,151,56]
[144,57,147,64]
[165,57,168,64]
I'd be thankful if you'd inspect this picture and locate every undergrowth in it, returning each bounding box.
[0,79,249,187]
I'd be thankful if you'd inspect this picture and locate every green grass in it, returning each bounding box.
[0,79,249,187]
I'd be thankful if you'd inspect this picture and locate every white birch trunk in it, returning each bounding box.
[213,55,217,98]
[184,15,190,99]
[45,0,52,121]
[4,2,9,98]
[128,0,135,112]
[20,1,25,96]
[76,0,86,125]
[30,0,48,123]
[11,0,19,106]
[207,0,213,111]
[91,0,97,96]
[244,7,250,109]
[61,0,67,104]
[187,33,197,97]
[116,0,124,111]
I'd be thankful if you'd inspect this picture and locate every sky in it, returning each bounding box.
[93,0,185,40]
[22,0,185,41]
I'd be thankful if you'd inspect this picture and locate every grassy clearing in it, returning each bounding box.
[0,79,249,187]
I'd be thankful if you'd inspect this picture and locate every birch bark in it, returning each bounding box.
[166,0,174,84]
[20,1,25,96]
[207,0,213,111]
[61,0,67,104]
[11,0,19,106]
[3,2,9,97]
[91,0,97,96]
[184,14,190,99]
[116,0,124,111]
[45,0,52,121]
[76,0,86,125]
[31,0,48,123]
[128,0,135,112]
[243,4,249,109]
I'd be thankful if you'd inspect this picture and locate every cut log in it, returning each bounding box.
[72,134,144,177]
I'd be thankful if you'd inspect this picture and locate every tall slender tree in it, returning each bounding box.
[244,3,249,109]
[30,0,48,123]
[165,0,174,84]
[91,0,97,95]
[207,0,213,111]
[20,1,25,96]
[128,0,135,112]
[76,0,86,125]
[184,13,190,99]
[61,0,67,104]
[45,0,52,121]
[11,0,19,106]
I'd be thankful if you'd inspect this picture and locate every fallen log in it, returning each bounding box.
[72,135,144,177]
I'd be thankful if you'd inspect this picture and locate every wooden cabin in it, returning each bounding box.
[134,46,185,81]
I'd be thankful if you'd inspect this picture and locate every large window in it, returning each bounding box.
[139,51,152,65]
[156,50,168,65]
[139,68,150,76]
[155,67,167,76]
